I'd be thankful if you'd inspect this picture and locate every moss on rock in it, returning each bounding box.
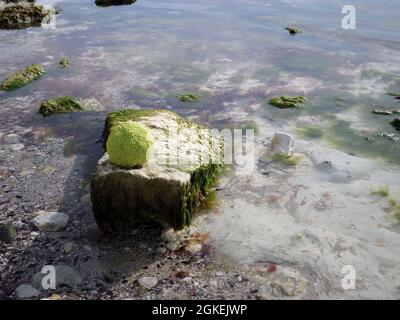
[176,93,201,103]
[1,64,44,91]
[39,96,84,117]
[0,3,50,30]
[268,96,307,109]
[286,27,302,35]
[59,58,70,68]
[106,121,153,168]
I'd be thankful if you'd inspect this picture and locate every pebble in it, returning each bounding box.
[10,144,25,152]
[32,211,69,232]
[64,242,74,253]
[138,276,158,290]
[15,284,40,299]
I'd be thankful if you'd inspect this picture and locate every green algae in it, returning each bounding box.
[0,4,49,30]
[296,126,323,139]
[271,153,304,166]
[285,27,302,35]
[1,64,45,91]
[176,93,201,103]
[268,96,307,109]
[371,185,390,197]
[59,58,70,68]
[39,96,84,117]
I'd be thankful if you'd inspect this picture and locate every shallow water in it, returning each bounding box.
[1,0,400,298]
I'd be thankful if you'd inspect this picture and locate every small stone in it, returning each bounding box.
[157,247,167,254]
[185,242,202,254]
[10,144,25,151]
[64,242,74,253]
[15,284,40,299]
[162,228,178,243]
[0,222,16,243]
[32,211,69,232]
[271,132,294,158]
[138,276,158,290]
[215,271,224,277]
[166,241,179,251]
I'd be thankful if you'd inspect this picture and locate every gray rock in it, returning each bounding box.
[15,284,40,299]
[32,265,82,289]
[91,109,223,233]
[0,222,16,243]
[138,276,158,290]
[32,211,69,232]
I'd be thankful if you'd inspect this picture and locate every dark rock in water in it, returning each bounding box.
[91,109,223,234]
[1,64,44,91]
[39,96,104,117]
[391,118,400,131]
[0,223,16,244]
[176,93,201,103]
[59,58,70,68]
[0,3,51,30]
[268,96,307,109]
[95,0,136,7]
[286,27,302,36]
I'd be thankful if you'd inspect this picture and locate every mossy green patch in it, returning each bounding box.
[271,153,304,166]
[176,93,201,103]
[106,121,153,168]
[296,126,323,139]
[268,96,306,109]
[285,27,302,35]
[59,58,70,68]
[39,96,84,117]
[1,64,45,91]
[371,185,390,197]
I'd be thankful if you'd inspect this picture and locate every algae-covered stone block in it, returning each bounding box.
[1,64,44,91]
[91,109,223,234]
[39,96,104,116]
[0,3,50,30]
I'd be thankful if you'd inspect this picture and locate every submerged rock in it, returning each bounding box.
[95,0,136,7]
[39,96,104,116]
[268,96,306,109]
[0,3,51,30]
[59,58,70,68]
[91,109,222,234]
[0,222,16,243]
[285,27,302,36]
[32,265,82,288]
[271,132,294,158]
[1,64,44,91]
[176,93,201,103]
[391,118,400,131]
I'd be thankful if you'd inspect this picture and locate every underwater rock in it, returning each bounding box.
[271,132,294,158]
[387,92,400,100]
[391,118,400,131]
[176,93,201,103]
[15,284,40,299]
[95,0,136,7]
[0,3,51,30]
[39,96,104,117]
[32,265,82,288]
[0,222,16,243]
[91,109,223,234]
[285,27,302,36]
[1,64,44,91]
[59,58,70,68]
[268,96,306,109]
[371,109,393,115]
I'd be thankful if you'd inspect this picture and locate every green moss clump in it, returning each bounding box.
[106,121,153,169]
[178,163,222,228]
[286,27,302,35]
[390,118,400,131]
[268,96,307,109]
[59,58,70,68]
[39,96,84,117]
[176,93,201,103]
[296,126,323,139]
[1,64,45,91]
[371,185,390,197]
